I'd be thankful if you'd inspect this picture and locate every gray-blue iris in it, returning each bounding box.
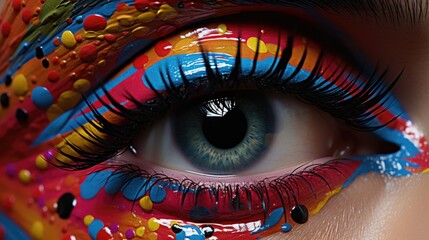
[173,94,275,174]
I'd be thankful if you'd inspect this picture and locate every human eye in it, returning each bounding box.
[0,1,428,240]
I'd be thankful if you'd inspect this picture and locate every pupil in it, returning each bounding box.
[202,106,248,149]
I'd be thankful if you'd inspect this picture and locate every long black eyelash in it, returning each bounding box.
[54,31,399,171]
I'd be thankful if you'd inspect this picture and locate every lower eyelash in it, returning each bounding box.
[84,158,359,231]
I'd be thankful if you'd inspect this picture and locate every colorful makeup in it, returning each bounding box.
[0,1,428,240]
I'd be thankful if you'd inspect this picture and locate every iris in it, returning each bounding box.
[173,94,275,174]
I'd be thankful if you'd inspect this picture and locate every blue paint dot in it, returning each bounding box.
[175,225,205,240]
[121,177,149,201]
[251,208,284,234]
[281,223,292,233]
[149,185,166,203]
[88,219,104,240]
[31,87,54,109]
[76,15,83,23]
[80,171,112,200]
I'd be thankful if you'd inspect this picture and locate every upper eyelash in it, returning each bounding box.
[53,32,399,170]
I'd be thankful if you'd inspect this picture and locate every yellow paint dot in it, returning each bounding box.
[246,37,268,54]
[57,91,81,110]
[84,31,98,39]
[148,232,158,240]
[106,23,121,33]
[139,196,153,212]
[61,30,77,49]
[97,60,106,67]
[35,155,48,170]
[46,104,64,121]
[136,226,145,237]
[147,217,160,232]
[132,26,150,38]
[117,15,135,27]
[30,221,44,240]
[83,215,94,226]
[18,169,31,184]
[73,79,91,94]
[137,12,156,23]
[12,74,28,97]
[217,24,227,34]
[157,4,177,20]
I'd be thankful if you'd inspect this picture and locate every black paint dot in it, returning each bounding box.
[290,205,309,224]
[16,108,29,123]
[201,225,214,238]
[42,58,50,68]
[35,46,44,59]
[4,75,12,87]
[177,2,185,8]
[57,193,76,219]
[1,93,9,108]
[171,224,182,234]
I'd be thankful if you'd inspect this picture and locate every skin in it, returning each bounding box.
[284,10,429,240]
[1,1,429,239]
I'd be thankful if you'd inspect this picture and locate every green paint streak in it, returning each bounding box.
[24,0,75,42]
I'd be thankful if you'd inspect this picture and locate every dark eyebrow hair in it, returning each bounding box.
[208,0,428,24]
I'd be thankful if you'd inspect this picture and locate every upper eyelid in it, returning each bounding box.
[46,18,402,171]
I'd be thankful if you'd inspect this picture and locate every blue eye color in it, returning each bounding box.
[173,94,275,174]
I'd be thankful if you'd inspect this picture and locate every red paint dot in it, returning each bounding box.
[78,44,98,63]
[21,8,33,24]
[149,1,162,9]
[133,55,148,69]
[66,18,73,24]
[12,0,21,11]
[1,21,11,37]
[96,227,113,240]
[47,70,60,82]
[83,14,107,31]
[2,195,15,210]
[51,56,59,65]
[53,38,61,47]
[154,41,172,57]
[104,34,117,43]
[32,185,44,199]
[75,35,83,43]
[134,0,149,11]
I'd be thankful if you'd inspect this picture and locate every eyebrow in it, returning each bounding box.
[211,0,428,24]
